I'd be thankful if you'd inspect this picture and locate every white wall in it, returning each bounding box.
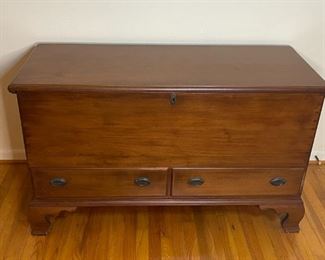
[0,0,324,160]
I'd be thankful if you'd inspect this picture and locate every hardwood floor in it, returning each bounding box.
[1,163,325,259]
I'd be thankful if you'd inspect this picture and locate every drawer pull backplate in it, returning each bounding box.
[134,177,151,187]
[270,177,287,186]
[50,177,67,187]
[188,177,205,186]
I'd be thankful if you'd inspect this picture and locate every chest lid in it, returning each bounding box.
[8,43,325,93]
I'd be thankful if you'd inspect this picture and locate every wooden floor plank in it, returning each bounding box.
[1,164,325,259]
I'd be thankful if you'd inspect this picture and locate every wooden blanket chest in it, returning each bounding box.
[8,44,325,235]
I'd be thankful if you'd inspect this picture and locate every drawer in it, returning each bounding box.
[32,168,168,198]
[172,168,304,196]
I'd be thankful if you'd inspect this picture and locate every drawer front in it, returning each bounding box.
[172,168,304,196]
[19,92,323,168]
[32,168,168,198]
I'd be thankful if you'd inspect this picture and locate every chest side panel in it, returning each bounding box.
[18,92,323,168]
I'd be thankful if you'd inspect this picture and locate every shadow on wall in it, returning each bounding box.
[0,48,33,160]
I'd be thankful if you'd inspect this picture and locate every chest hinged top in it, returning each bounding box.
[8,43,325,93]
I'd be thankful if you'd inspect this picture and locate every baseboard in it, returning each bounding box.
[0,149,26,160]
[0,160,26,164]
[310,150,325,164]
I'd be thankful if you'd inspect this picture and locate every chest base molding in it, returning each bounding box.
[28,196,304,235]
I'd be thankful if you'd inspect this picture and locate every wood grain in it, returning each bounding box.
[8,44,325,93]
[1,163,325,259]
[18,92,323,168]
[32,168,169,198]
[172,168,304,196]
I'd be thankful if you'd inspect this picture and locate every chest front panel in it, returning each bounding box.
[18,92,323,168]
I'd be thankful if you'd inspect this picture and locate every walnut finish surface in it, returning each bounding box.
[32,168,169,198]
[18,92,323,168]
[172,168,304,196]
[9,44,325,93]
